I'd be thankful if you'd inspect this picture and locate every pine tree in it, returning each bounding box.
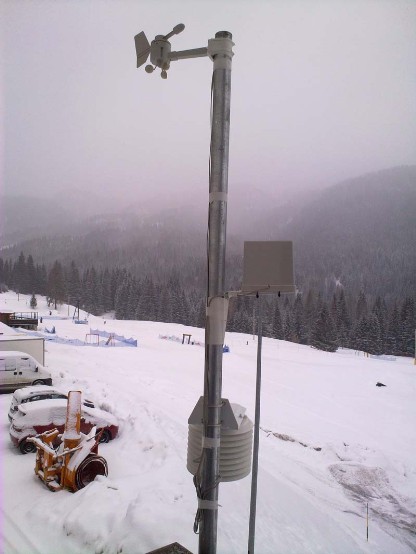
[5,260,14,289]
[234,309,250,334]
[330,293,338,325]
[139,277,157,321]
[156,286,172,323]
[293,294,307,344]
[88,267,99,314]
[178,288,190,325]
[336,289,351,348]
[367,313,382,355]
[304,289,316,342]
[351,315,370,353]
[283,310,296,342]
[2,259,12,287]
[386,304,400,355]
[356,290,368,321]
[110,269,121,311]
[114,277,130,320]
[186,290,204,328]
[30,293,37,309]
[272,301,284,340]
[309,303,337,352]
[15,252,27,294]
[372,296,387,353]
[26,255,37,293]
[167,273,187,324]
[196,299,206,329]
[47,261,66,309]
[67,261,81,305]
[399,297,415,356]
[36,264,48,296]
[100,269,113,313]
[126,278,140,320]
[226,298,238,333]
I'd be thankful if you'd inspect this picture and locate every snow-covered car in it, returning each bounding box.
[10,399,119,454]
[0,351,52,392]
[8,385,95,422]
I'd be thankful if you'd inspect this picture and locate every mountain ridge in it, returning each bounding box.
[1,166,415,300]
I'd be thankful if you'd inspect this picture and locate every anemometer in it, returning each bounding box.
[134,24,294,554]
[134,24,234,554]
[134,24,233,79]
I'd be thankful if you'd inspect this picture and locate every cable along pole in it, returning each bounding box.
[200,31,234,554]
[134,25,234,554]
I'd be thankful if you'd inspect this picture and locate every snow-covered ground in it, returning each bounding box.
[1,291,415,553]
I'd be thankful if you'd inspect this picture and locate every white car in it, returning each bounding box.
[8,385,95,422]
[0,351,52,392]
[10,398,119,454]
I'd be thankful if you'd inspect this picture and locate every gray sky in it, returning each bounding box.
[1,0,415,212]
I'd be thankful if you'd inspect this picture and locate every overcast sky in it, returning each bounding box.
[1,0,415,211]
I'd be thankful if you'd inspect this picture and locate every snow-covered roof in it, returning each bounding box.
[82,405,118,427]
[0,322,20,335]
[0,334,44,342]
[18,398,68,415]
[0,350,36,358]
[13,385,62,402]
[17,398,118,427]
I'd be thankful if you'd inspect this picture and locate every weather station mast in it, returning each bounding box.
[134,24,234,554]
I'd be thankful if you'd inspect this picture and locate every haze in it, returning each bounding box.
[1,0,416,215]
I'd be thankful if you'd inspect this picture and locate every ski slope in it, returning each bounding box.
[1,291,415,553]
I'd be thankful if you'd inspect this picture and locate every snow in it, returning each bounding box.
[66,427,98,472]
[12,386,61,403]
[1,291,415,554]
[62,391,81,440]
[0,322,20,334]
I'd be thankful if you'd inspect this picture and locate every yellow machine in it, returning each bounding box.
[28,391,108,492]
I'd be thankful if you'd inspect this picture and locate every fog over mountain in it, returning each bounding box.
[2,1,415,208]
[1,166,415,302]
[2,2,415,299]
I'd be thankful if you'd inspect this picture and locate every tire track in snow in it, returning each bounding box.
[0,506,42,554]
[329,463,416,550]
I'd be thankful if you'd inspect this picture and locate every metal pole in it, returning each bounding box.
[199,31,233,554]
[248,294,263,554]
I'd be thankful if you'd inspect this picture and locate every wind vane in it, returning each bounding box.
[135,23,231,78]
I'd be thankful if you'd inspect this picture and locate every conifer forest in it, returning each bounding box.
[0,252,414,358]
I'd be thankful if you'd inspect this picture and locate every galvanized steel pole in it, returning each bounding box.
[199,31,234,554]
[248,295,263,554]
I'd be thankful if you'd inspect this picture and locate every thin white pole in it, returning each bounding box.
[248,294,262,553]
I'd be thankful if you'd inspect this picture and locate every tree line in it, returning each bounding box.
[0,253,414,357]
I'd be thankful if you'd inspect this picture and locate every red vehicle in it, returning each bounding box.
[10,399,119,454]
[8,385,95,422]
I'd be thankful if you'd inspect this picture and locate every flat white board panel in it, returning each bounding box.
[242,241,295,294]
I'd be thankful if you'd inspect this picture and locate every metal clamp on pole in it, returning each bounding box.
[208,34,234,69]
[206,297,229,346]
[198,499,219,510]
[202,436,220,449]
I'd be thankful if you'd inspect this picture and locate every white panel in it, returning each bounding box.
[242,241,295,294]
[0,338,45,365]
